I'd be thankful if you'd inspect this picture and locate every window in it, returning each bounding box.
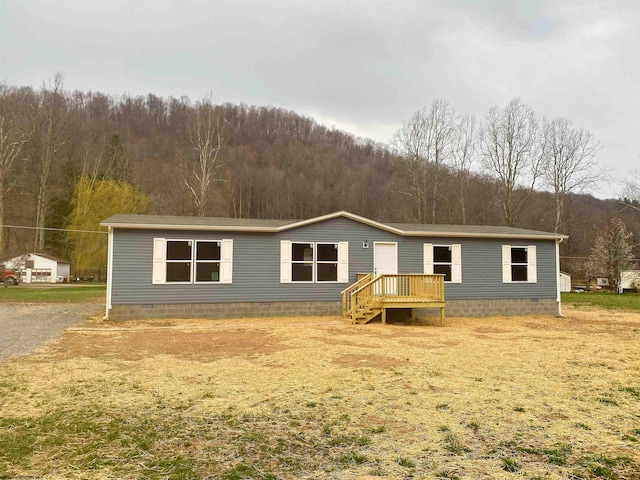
[433,246,452,281]
[166,240,192,282]
[423,244,461,283]
[510,247,528,282]
[502,245,537,283]
[195,241,221,282]
[153,238,232,284]
[317,243,339,282]
[281,241,348,283]
[292,243,314,282]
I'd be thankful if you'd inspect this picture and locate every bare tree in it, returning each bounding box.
[541,117,602,232]
[451,114,477,224]
[480,98,544,227]
[620,167,640,212]
[585,217,635,293]
[0,114,31,256]
[393,109,428,222]
[183,97,224,217]
[393,99,456,223]
[30,73,67,251]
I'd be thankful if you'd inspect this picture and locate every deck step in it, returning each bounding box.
[354,308,382,325]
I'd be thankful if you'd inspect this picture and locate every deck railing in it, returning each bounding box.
[346,274,445,320]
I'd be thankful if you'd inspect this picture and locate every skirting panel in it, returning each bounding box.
[108,301,342,321]
[415,298,560,318]
[108,298,559,321]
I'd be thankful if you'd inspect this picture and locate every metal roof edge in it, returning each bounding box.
[101,212,567,240]
[402,231,568,240]
[99,221,282,232]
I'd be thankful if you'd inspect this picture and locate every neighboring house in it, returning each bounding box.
[2,253,71,284]
[559,272,572,293]
[621,270,640,292]
[100,211,567,321]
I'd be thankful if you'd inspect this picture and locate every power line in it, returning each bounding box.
[2,225,107,234]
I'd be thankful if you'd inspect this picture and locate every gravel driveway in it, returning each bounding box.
[0,303,102,360]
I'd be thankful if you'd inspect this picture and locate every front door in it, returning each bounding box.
[374,243,397,295]
[374,242,397,276]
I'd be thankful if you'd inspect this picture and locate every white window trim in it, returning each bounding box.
[165,239,194,284]
[316,242,340,283]
[424,243,462,283]
[502,245,537,283]
[194,240,222,284]
[290,242,315,283]
[280,240,349,283]
[152,238,233,285]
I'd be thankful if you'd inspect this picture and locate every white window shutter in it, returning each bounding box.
[451,244,462,283]
[337,242,349,283]
[423,243,434,274]
[527,245,537,283]
[280,240,291,283]
[220,239,233,283]
[502,245,511,283]
[152,238,166,284]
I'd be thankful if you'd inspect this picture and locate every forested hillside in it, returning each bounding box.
[1,78,638,277]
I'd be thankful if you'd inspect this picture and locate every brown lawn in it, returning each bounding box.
[1,306,639,479]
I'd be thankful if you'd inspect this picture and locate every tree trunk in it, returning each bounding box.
[0,175,5,257]
[459,177,466,225]
[554,192,564,233]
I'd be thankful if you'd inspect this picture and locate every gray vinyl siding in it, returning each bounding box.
[111,216,558,305]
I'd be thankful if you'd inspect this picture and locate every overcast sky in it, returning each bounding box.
[1,0,638,199]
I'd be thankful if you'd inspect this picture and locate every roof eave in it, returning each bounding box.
[100,211,407,235]
[402,231,568,240]
[99,222,282,232]
[101,212,568,240]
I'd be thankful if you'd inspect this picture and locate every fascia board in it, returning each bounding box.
[101,212,568,241]
[402,231,568,241]
[99,222,282,232]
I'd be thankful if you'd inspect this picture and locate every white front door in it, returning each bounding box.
[374,243,398,295]
[374,242,398,276]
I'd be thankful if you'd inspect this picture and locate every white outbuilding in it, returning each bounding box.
[621,270,640,292]
[559,272,572,293]
[3,253,71,283]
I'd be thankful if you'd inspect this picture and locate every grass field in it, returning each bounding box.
[1,306,638,479]
[561,292,639,311]
[0,284,105,303]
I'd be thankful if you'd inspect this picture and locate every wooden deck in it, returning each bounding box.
[341,274,446,325]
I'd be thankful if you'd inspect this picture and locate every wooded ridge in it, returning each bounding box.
[0,78,638,277]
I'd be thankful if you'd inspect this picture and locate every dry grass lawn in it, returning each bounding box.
[1,306,639,479]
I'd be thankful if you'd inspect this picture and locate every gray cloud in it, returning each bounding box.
[1,0,638,198]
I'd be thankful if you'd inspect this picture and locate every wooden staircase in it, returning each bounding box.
[352,305,382,324]
[341,273,446,325]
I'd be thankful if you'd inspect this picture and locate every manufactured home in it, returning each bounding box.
[101,211,567,322]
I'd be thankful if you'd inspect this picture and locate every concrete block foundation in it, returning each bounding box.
[108,298,560,321]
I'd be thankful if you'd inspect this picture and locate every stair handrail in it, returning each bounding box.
[341,273,373,316]
[350,274,384,320]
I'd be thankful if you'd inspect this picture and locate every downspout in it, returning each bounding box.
[104,226,113,320]
[556,237,563,317]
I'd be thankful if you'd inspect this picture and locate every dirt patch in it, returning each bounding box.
[1,308,639,480]
[50,328,288,362]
